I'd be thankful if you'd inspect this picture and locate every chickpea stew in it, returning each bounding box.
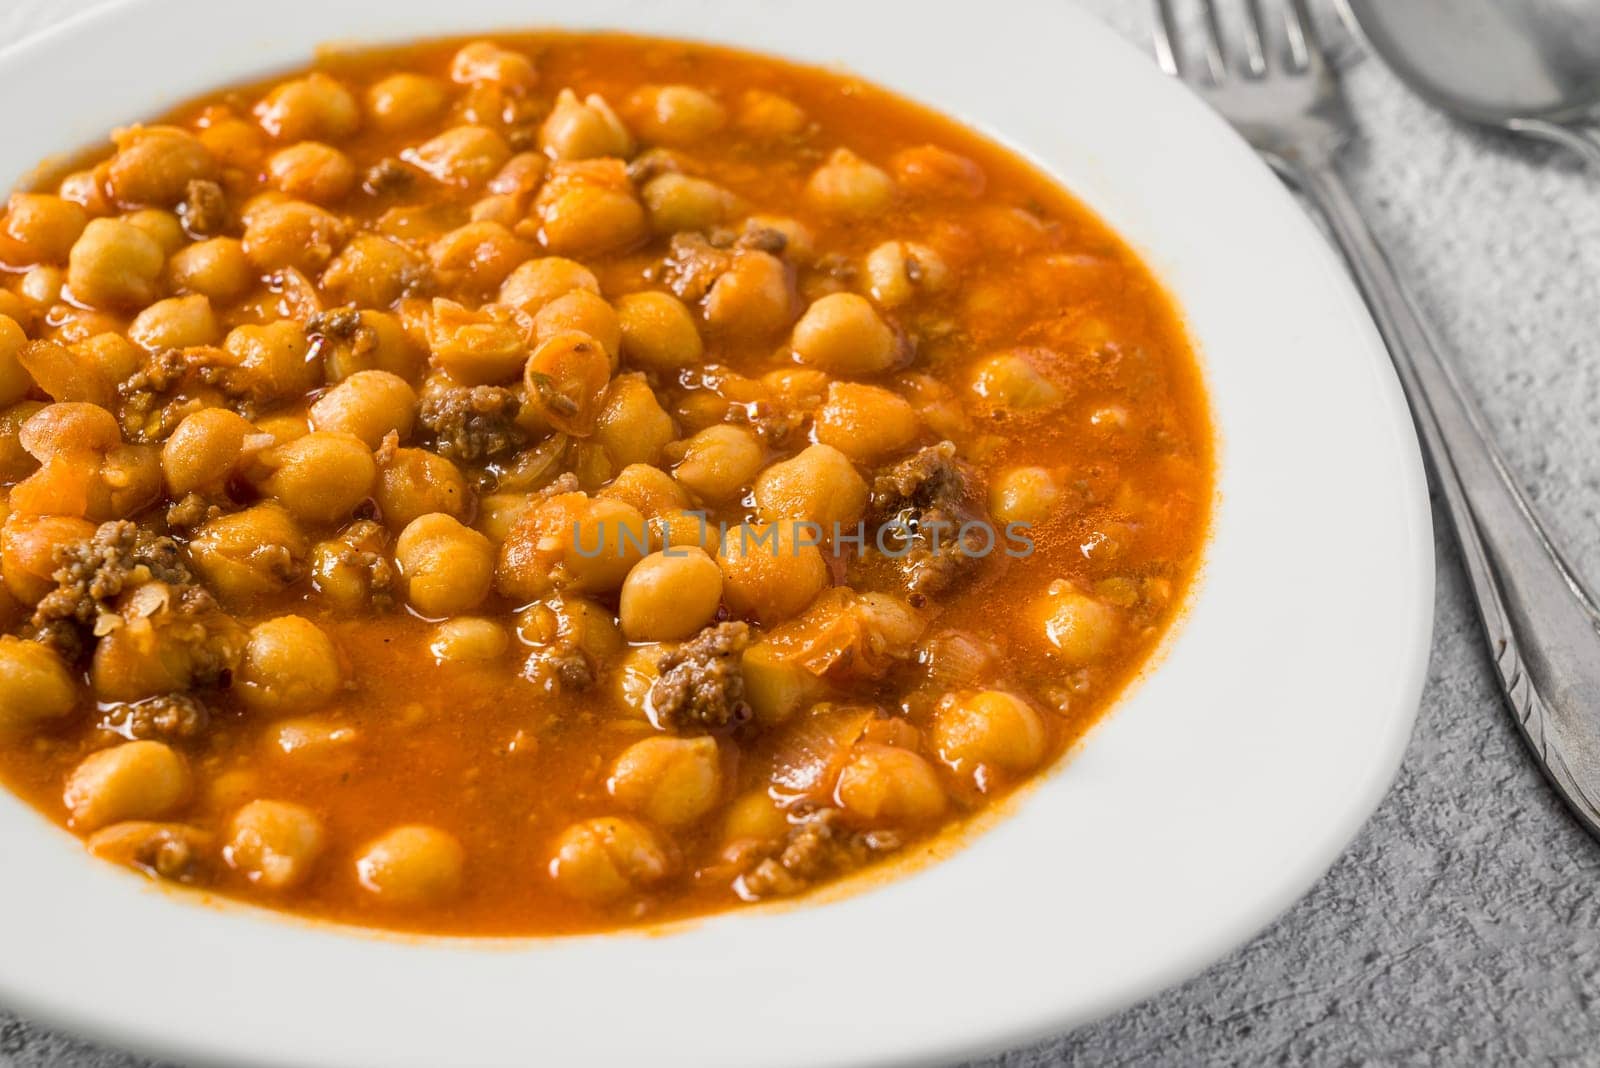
[0,33,1212,935]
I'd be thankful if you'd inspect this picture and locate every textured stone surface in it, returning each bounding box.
[6,1,1600,1065]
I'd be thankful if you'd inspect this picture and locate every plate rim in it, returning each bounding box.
[0,1,1434,1065]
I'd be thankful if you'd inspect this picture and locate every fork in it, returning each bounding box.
[1152,0,1600,840]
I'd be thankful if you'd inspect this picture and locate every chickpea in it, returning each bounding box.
[864,240,951,307]
[11,337,112,407]
[791,293,899,375]
[0,635,76,734]
[66,218,164,310]
[642,173,739,234]
[356,825,464,905]
[450,41,538,90]
[496,492,648,600]
[405,125,512,188]
[197,115,268,169]
[256,73,361,142]
[0,316,34,408]
[532,289,621,363]
[267,141,356,203]
[366,73,449,133]
[752,443,867,530]
[990,466,1061,526]
[737,89,808,139]
[588,378,672,472]
[932,690,1046,777]
[188,503,308,599]
[321,234,425,310]
[521,330,611,437]
[891,144,987,199]
[64,741,190,832]
[85,820,213,882]
[540,89,633,160]
[4,193,88,264]
[609,736,723,827]
[515,592,623,665]
[2,514,96,603]
[54,168,108,214]
[703,250,794,336]
[15,266,58,307]
[123,208,185,255]
[225,800,326,890]
[717,521,828,625]
[92,575,245,697]
[308,520,390,613]
[219,320,319,401]
[598,463,689,519]
[0,400,44,481]
[127,294,219,351]
[498,256,599,315]
[615,290,701,371]
[76,332,142,388]
[486,151,548,200]
[969,350,1063,411]
[267,718,360,772]
[238,616,344,715]
[242,199,347,274]
[375,447,467,529]
[618,548,722,642]
[648,508,718,554]
[1034,581,1120,664]
[628,85,726,145]
[533,159,647,257]
[548,816,671,903]
[834,743,947,825]
[429,617,509,663]
[104,125,218,208]
[424,299,527,385]
[309,370,417,448]
[161,408,254,495]
[813,381,920,463]
[667,424,760,503]
[606,645,658,718]
[806,148,894,217]
[429,220,534,293]
[322,309,422,382]
[165,237,252,301]
[0,291,28,329]
[471,493,532,546]
[18,400,121,460]
[396,513,494,617]
[256,431,376,525]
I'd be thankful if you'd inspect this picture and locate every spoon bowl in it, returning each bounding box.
[1343,0,1600,163]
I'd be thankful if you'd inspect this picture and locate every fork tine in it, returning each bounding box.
[1150,0,1184,77]
[1282,0,1315,69]
[1240,0,1268,76]
[1197,0,1229,82]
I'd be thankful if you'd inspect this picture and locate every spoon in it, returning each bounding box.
[1342,0,1600,166]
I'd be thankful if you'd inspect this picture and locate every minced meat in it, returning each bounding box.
[419,382,527,461]
[867,441,991,597]
[648,621,753,731]
[32,520,192,632]
[738,807,902,898]
[99,693,210,743]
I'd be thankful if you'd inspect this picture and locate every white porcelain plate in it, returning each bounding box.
[0,1,1434,1065]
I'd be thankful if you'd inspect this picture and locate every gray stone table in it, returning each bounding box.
[5,1,1600,1064]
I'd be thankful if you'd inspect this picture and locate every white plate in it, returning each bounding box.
[0,1,1434,1065]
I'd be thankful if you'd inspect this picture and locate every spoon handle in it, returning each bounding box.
[1505,118,1600,170]
[1295,160,1600,837]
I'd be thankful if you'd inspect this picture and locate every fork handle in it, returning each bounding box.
[1292,160,1600,838]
